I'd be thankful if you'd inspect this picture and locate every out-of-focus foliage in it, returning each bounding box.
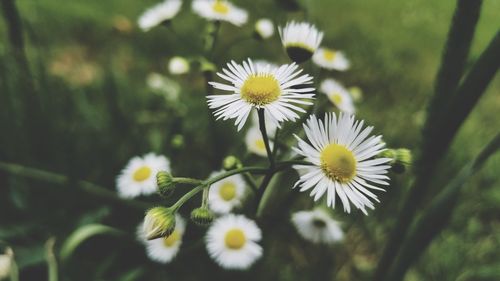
[0,0,498,280]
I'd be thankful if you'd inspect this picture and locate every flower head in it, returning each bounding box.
[116,153,170,198]
[191,0,248,26]
[191,207,215,226]
[207,59,315,130]
[208,171,247,214]
[293,113,391,214]
[279,21,323,63]
[313,48,350,71]
[138,0,182,31]
[254,18,274,39]
[138,215,186,263]
[320,79,355,114]
[245,127,272,157]
[143,207,176,240]
[291,209,344,244]
[206,214,262,270]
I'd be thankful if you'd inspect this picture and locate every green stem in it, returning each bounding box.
[172,177,203,185]
[45,237,58,281]
[0,161,152,210]
[257,109,275,168]
[243,173,258,193]
[201,186,209,208]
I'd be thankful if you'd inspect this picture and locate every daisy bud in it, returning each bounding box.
[168,56,190,75]
[143,207,176,240]
[190,207,215,226]
[157,171,175,198]
[254,18,274,40]
[171,134,184,148]
[223,155,242,171]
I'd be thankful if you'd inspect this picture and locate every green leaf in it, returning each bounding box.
[59,224,124,262]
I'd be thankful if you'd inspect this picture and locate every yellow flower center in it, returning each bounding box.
[255,139,266,152]
[212,1,229,14]
[224,229,246,249]
[320,144,357,183]
[163,229,181,247]
[241,75,281,106]
[323,49,337,61]
[219,181,237,201]
[329,92,343,105]
[133,166,152,182]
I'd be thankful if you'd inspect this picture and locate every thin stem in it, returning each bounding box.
[0,161,152,210]
[45,237,58,281]
[173,177,203,185]
[201,186,209,208]
[257,109,275,168]
[243,173,258,193]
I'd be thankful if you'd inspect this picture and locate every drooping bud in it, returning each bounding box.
[171,134,184,149]
[223,155,242,171]
[143,207,176,240]
[156,171,175,198]
[190,207,215,226]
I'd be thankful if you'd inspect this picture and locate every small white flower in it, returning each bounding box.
[168,56,190,75]
[0,248,13,280]
[191,0,248,26]
[208,171,247,214]
[291,209,344,244]
[320,79,355,114]
[116,153,170,198]
[279,21,323,63]
[138,215,186,263]
[313,48,350,71]
[207,58,315,131]
[293,113,391,214]
[138,0,183,32]
[254,18,274,39]
[245,127,273,157]
[206,214,262,270]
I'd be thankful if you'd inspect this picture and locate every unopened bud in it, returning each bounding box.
[157,171,175,198]
[143,207,176,240]
[348,86,363,102]
[392,148,412,174]
[190,207,215,226]
[223,155,242,171]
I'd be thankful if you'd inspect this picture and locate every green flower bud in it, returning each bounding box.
[379,149,396,160]
[171,134,184,148]
[392,148,412,174]
[156,171,175,198]
[143,207,176,240]
[223,155,242,171]
[190,207,215,226]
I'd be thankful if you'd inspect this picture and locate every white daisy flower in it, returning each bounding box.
[206,214,262,270]
[207,59,315,131]
[279,21,324,63]
[138,0,183,32]
[293,113,391,214]
[254,18,274,39]
[168,56,190,75]
[116,153,170,198]
[138,215,186,263]
[313,48,350,71]
[291,209,344,244]
[191,0,248,26]
[0,248,13,280]
[208,171,247,214]
[245,126,273,157]
[320,79,355,114]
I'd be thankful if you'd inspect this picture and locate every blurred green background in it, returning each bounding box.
[0,0,499,280]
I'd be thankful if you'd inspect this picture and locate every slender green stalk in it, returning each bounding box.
[201,186,209,208]
[0,161,152,210]
[257,109,275,168]
[172,177,203,185]
[386,132,500,281]
[242,173,258,193]
[45,237,58,281]
[374,1,484,279]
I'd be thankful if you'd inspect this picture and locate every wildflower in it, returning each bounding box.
[208,171,246,214]
[138,0,183,31]
[279,21,323,63]
[143,207,176,240]
[320,79,355,114]
[245,127,272,157]
[191,0,248,26]
[291,209,344,244]
[293,113,391,214]
[313,48,350,71]
[206,214,262,269]
[207,59,314,130]
[168,56,190,75]
[254,18,274,39]
[116,153,170,198]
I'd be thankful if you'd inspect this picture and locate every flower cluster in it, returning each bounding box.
[115,0,405,271]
